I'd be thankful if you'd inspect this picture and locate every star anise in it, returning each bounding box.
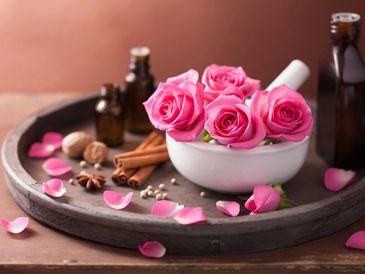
[75,173,106,191]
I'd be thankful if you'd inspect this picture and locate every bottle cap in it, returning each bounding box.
[330,12,361,39]
[331,12,360,23]
[130,47,151,57]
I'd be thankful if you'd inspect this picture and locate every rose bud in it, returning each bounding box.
[245,184,281,215]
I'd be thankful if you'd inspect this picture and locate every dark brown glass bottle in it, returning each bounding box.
[124,47,155,134]
[95,83,125,146]
[317,12,365,169]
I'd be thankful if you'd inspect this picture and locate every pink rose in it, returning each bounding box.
[202,64,260,102]
[143,70,205,142]
[251,84,313,142]
[166,69,199,85]
[245,184,281,215]
[220,86,246,102]
[205,95,266,149]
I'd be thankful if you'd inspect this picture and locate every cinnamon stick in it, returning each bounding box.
[112,132,157,185]
[114,144,167,164]
[113,133,164,167]
[112,131,164,185]
[112,167,135,185]
[112,167,124,184]
[118,152,169,170]
[128,165,157,189]
[126,144,169,188]
[115,134,164,181]
[137,131,160,150]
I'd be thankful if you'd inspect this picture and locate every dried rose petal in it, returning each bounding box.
[216,200,240,217]
[43,179,66,197]
[151,201,184,217]
[346,231,365,250]
[324,167,356,192]
[42,157,72,176]
[138,241,166,258]
[174,207,206,225]
[28,143,55,158]
[42,132,63,150]
[0,217,29,234]
[103,191,133,210]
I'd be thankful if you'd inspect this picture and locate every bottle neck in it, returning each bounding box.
[331,31,360,48]
[330,12,361,47]
[100,84,121,102]
[331,37,359,50]
[129,56,150,75]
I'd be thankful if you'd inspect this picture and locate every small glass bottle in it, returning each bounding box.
[124,47,155,134]
[317,12,365,169]
[95,83,125,146]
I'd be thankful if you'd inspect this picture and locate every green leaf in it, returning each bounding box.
[202,130,213,142]
[280,196,299,209]
[273,184,298,210]
[261,138,281,146]
[272,184,285,196]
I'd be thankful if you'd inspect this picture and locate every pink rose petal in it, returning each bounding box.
[28,132,63,158]
[220,86,246,102]
[174,207,206,225]
[216,201,240,217]
[0,217,29,234]
[244,184,281,215]
[151,200,184,217]
[324,167,356,192]
[103,191,133,210]
[42,157,72,176]
[346,231,365,250]
[166,69,199,85]
[138,241,166,258]
[43,179,66,197]
[42,132,63,150]
[28,143,55,158]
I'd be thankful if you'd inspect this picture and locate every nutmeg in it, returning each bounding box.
[62,131,93,158]
[83,141,108,164]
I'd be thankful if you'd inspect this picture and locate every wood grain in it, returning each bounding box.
[0,93,365,273]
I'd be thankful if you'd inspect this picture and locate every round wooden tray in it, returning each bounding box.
[2,94,365,255]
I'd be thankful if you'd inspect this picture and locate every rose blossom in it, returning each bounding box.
[220,86,246,102]
[202,64,260,102]
[166,69,199,85]
[250,84,313,142]
[204,95,266,149]
[143,70,205,142]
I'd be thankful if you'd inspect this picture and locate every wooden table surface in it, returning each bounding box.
[1,92,365,274]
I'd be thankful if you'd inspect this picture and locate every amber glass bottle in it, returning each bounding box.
[317,12,365,169]
[95,83,125,146]
[124,47,155,134]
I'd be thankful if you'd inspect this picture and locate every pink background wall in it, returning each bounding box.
[0,0,364,98]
